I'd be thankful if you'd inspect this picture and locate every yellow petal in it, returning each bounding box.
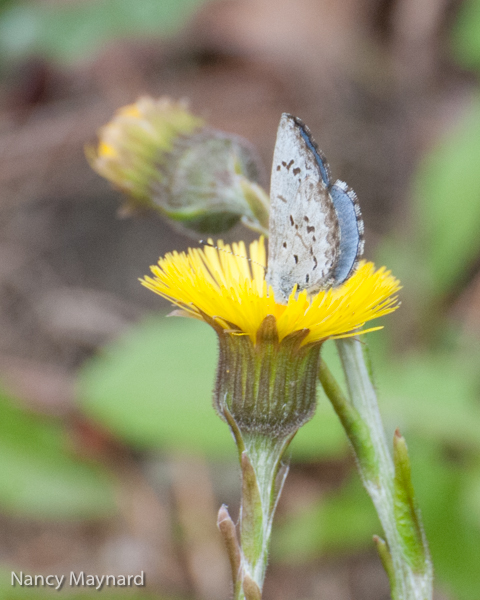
[141,237,401,345]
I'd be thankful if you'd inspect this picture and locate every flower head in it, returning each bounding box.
[142,237,400,346]
[88,96,269,234]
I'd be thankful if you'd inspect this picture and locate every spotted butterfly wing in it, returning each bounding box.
[266,113,364,302]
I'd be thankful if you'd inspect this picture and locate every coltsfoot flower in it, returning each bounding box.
[142,237,400,346]
[142,237,400,436]
[88,96,269,234]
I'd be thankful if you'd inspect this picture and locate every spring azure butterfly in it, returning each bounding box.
[266,113,364,303]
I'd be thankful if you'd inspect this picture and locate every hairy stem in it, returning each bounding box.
[319,338,433,600]
[218,433,292,600]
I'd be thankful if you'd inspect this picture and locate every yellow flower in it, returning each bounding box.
[142,237,400,345]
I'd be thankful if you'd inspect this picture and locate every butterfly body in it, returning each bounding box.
[266,114,364,302]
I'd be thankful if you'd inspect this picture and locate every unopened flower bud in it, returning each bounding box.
[88,96,269,235]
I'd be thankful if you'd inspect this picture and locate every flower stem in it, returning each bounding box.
[319,338,433,600]
[239,434,291,593]
[218,431,292,600]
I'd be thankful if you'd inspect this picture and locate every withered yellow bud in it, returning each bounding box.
[88,96,268,235]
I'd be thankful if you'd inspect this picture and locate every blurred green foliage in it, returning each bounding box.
[377,0,480,346]
[413,98,480,298]
[0,392,116,518]
[0,0,209,65]
[274,438,480,600]
[378,94,480,332]
[451,0,480,70]
[273,476,379,561]
[365,28,480,587]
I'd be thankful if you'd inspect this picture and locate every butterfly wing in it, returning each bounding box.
[287,115,364,285]
[267,114,340,301]
[329,181,364,284]
[267,113,365,300]
[267,177,339,301]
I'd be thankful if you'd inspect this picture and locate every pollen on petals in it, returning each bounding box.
[141,237,401,345]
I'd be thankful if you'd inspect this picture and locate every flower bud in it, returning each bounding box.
[88,96,269,235]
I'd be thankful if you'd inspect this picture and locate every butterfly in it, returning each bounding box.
[266,113,364,303]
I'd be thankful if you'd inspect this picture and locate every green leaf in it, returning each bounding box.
[393,432,427,573]
[0,393,115,518]
[373,536,396,595]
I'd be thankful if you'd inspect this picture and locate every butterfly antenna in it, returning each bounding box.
[199,240,266,271]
